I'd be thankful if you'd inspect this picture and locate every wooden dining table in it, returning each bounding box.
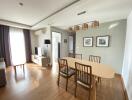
[63,57,115,100]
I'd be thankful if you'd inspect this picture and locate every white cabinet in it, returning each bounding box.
[32,55,50,67]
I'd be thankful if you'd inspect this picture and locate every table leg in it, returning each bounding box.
[22,64,25,73]
[90,79,96,100]
[14,66,17,74]
[14,66,17,80]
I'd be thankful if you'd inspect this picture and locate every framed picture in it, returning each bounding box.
[64,39,67,43]
[96,35,110,47]
[83,37,93,47]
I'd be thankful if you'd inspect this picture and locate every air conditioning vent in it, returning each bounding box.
[77,11,86,16]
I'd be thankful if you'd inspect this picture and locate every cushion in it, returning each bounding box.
[60,67,75,76]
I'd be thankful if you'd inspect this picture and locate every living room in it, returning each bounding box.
[0,0,132,100]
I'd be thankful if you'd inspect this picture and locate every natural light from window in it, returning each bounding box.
[10,27,26,65]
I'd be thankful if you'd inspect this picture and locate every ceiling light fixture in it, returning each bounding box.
[19,2,23,6]
[68,20,99,32]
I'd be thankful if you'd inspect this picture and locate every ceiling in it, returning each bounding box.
[0,0,132,30]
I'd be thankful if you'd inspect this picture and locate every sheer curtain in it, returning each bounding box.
[9,27,26,65]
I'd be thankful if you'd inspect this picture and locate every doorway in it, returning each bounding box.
[52,32,61,65]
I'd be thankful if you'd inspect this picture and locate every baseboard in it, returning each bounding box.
[115,73,129,100]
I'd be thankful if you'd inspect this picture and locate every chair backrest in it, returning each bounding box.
[68,53,82,60]
[89,55,101,63]
[75,62,92,87]
[68,53,75,58]
[58,59,68,72]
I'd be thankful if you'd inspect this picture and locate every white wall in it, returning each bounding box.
[30,26,69,64]
[30,30,38,54]
[37,26,51,58]
[31,26,51,58]
[122,11,132,100]
[69,36,73,53]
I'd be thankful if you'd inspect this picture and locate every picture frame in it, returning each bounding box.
[96,35,110,47]
[83,37,93,47]
[64,39,67,43]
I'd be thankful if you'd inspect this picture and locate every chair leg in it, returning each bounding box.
[74,81,77,97]
[23,64,25,74]
[89,88,91,100]
[57,74,60,86]
[66,78,68,91]
[98,77,101,83]
[100,77,101,83]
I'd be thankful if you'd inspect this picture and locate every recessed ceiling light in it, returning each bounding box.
[77,11,86,16]
[19,2,24,6]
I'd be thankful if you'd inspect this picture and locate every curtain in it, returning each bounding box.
[23,29,32,62]
[0,25,11,66]
[10,27,26,65]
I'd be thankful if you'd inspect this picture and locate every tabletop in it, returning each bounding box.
[64,57,115,78]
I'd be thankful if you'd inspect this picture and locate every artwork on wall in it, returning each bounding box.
[96,35,110,47]
[83,37,93,47]
[64,39,67,43]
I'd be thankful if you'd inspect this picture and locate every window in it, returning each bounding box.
[9,27,26,65]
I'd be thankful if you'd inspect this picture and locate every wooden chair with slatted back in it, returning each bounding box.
[58,59,75,91]
[75,62,93,100]
[89,55,101,63]
[89,55,101,83]
[68,53,75,58]
[68,53,82,60]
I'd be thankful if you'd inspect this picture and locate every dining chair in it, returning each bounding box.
[58,59,75,91]
[89,55,101,83]
[89,55,101,63]
[68,53,82,60]
[68,53,75,58]
[75,62,94,100]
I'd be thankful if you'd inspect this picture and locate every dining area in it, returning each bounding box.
[0,54,125,100]
[57,54,115,100]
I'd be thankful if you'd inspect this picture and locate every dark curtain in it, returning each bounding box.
[23,29,32,62]
[0,25,11,66]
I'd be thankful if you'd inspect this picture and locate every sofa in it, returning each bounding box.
[0,58,6,87]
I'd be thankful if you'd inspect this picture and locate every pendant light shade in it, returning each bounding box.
[74,25,80,31]
[69,27,73,31]
[91,21,99,28]
[82,23,88,30]
[67,20,99,32]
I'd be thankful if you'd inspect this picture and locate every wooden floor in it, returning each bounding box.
[0,63,125,100]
